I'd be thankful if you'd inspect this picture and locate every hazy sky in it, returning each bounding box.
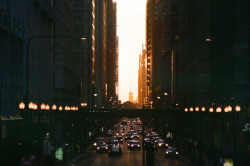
[115,0,146,103]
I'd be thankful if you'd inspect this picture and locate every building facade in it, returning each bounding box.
[107,1,118,106]
[138,44,147,107]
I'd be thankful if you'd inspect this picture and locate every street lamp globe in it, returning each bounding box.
[228,106,232,112]
[190,107,194,112]
[201,107,206,112]
[195,107,199,112]
[184,108,188,112]
[209,107,214,113]
[41,103,46,110]
[224,107,228,112]
[33,103,38,110]
[19,102,25,110]
[235,105,241,112]
[59,106,63,111]
[52,104,57,110]
[216,107,222,113]
[45,104,50,110]
[28,102,34,110]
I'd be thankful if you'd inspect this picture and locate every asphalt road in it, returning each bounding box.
[73,120,188,166]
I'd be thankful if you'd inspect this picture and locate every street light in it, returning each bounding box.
[209,107,214,113]
[235,105,241,112]
[52,104,57,110]
[201,107,206,112]
[19,102,25,110]
[28,102,34,110]
[216,106,222,113]
[45,104,50,110]
[195,107,199,112]
[33,103,38,110]
[190,107,194,112]
[184,108,188,112]
[41,103,46,110]
[59,106,63,111]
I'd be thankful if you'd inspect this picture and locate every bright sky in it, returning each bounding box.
[116,0,146,103]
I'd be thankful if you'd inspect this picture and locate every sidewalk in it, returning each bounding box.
[179,153,213,166]
[60,146,95,166]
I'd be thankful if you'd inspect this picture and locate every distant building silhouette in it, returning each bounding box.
[129,90,133,103]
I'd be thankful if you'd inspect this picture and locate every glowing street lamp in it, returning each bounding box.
[19,102,25,110]
[190,107,194,112]
[41,103,46,110]
[28,102,34,110]
[235,105,241,112]
[227,106,232,112]
[45,104,50,110]
[52,104,57,110]
[184,108,188,112]
[195,107,199,112]
[209,107,214,113]
[33,103,38,110]
[216,107,222,113]
[59,106,63,111]
[201,107,206,112]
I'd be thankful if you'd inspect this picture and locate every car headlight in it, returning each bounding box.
[159,144,162,146]
[176,152,178,154]
[128,144,130,146]
[138,145,140,147]
[106,147,108,149]
[165,144,168,146]
[97,147,99,149]
[131,145,134,147]
[94,143,97,146]
[166,151,169,154]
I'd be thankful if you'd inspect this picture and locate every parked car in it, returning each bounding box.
[108,146,122,157]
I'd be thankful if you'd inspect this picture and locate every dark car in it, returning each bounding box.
[125,134,133,140]
[132,133,139,139]
[127,140,141,150]
[165,146,178,158]
[108,140,119,148]
[116,135,123,143]
[96,142,108,153]
[108,146,122,157]
[93,137,105,147]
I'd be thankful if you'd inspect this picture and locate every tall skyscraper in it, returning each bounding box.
[129,90,133,103]
[138,44,147,107]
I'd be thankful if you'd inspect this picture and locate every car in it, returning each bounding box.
[116,130,124,136]
[125,134,133,140]
[96,142,108,153]
[137,128,143,134]
[107,140,119,148]
[132,133,139,139]
[93,137,105,147]
[156,139,168,148]
[127,140,141,150]
[129,130,135,134]
[165,146,178,158]
[108,146,122,157]
[116,135,123,143]
[107,129,112,136]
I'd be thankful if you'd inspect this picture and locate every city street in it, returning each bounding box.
[66,119,188,166]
